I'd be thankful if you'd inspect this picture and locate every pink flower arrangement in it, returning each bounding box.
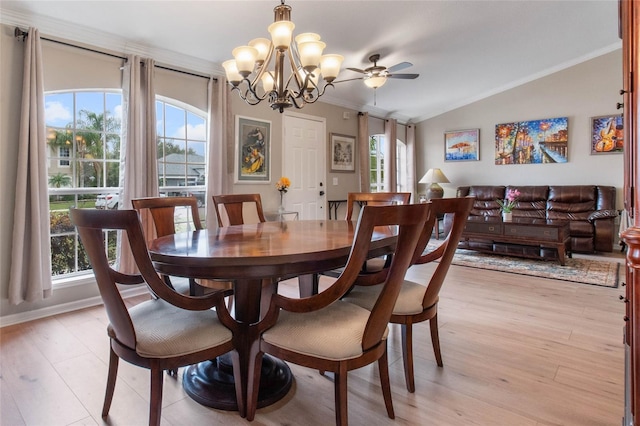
[496,188,520,213]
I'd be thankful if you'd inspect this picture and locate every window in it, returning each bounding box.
[369,134,407,192]
[370,135,385,192]
[58,146,70,167]
[396,140,408,192]
[46,90,122,277]
[156,98,208,229]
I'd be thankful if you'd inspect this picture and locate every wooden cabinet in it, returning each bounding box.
[621,1,640,423]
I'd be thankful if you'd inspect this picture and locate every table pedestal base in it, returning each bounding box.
[182,352,292,411]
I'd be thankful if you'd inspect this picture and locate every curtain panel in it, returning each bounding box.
[9,28,53,304]
[117,55,158,273]
[358,112,370,192]
[205,77,231,229]
[384,118,397,192]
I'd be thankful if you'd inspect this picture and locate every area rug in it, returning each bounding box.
[428,244,620,288]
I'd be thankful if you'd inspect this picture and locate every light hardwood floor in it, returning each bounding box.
[0,254,626,426]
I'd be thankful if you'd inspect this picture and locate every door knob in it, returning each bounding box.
[319,191,325,196]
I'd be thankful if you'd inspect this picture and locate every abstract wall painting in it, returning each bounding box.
[495,116,568,165]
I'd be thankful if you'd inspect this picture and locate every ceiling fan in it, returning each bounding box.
[338,53,419,89]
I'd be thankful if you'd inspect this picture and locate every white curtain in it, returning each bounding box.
[117,55,158,272]
[205,77,231,229]
[384,118,397,192]
[357,112,370,192]
[406,123,417,202]
[9,28,52,304]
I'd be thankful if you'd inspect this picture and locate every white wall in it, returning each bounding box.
[416,50,624,208]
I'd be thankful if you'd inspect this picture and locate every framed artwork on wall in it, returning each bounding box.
[495,116,568,165]
[590,114,623,154]
[234,115,271,183]
[444,129,480,162]
[330,133,356,172]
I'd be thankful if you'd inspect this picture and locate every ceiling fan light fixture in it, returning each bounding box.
[224,1,343,113]
[364,75,387,89]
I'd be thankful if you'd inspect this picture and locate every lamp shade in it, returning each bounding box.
[419,168,450,184]
[419,168,450,200]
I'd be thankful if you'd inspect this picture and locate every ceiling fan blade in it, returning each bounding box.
[332,77,364,83]
[346,67,366,74]
[387,73,419,79]
[386,61,413,73]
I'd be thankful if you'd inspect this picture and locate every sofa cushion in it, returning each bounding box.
[507,185,547,218]
[466,186,505,217]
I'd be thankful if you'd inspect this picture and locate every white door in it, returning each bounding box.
[282,113,326,219]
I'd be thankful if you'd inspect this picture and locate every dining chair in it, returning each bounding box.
[343,197,474,392]
[212,193,267,227]
[132,196,233,299]
[69,208,239,426]
[245,203,432,425]
[322,191,412,278]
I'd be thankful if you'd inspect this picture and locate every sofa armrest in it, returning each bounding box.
[587,209,618,223]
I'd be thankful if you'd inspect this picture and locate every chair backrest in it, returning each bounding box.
[212,193,266,227]
[70,208,222,350]
[345,192,412,220]
[412,197,474,310]
[132,196,203,238]
[292,203,431,351]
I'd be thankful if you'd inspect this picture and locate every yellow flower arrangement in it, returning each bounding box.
[276,176,291,193]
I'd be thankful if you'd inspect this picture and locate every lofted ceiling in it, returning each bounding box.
[0,0,622,122]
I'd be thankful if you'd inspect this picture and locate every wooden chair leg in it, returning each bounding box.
[378,347,395,419]
[334,363,349,426]
[401,323,415,393]
[245,349,264,421]
[430,313,443,367]
[102,346,119,417]
[149,367,164,426]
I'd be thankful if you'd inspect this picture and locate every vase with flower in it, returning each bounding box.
[275,176,291,213]
[496,188,520,221]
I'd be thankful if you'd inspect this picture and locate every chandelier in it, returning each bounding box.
[222,0,343,113]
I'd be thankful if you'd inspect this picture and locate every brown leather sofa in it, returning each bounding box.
[447,185,618,254]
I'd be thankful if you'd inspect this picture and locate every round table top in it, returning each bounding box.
[148,220,397,280]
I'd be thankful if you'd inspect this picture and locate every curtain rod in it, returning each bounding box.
[14,27,215,81]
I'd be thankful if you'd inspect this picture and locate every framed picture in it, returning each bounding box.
[444,129,479,162]
[235,115,271,183]
[590,114,623,154]
[330,133,356,172]
[495,116,568,165]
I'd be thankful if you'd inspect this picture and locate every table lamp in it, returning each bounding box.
[419,168,450,199]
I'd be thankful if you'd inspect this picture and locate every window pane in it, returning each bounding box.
[187,111,206,141]
[164,104,184,137]
[156,100,164,135]
[45,93,73,127]
[106,93,122,134]
[76,92,105,130]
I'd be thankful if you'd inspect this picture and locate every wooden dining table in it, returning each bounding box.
[148,219,397,416]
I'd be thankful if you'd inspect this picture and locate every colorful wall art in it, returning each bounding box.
[495,117,568,165]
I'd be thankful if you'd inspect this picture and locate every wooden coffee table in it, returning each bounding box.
[461,217,571,265]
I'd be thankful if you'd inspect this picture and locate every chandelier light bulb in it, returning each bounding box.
[268,20,295,50]
[232,46,258,77]
[222,59,242,85]
[320,54,343,82]
[249,38,271,64]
